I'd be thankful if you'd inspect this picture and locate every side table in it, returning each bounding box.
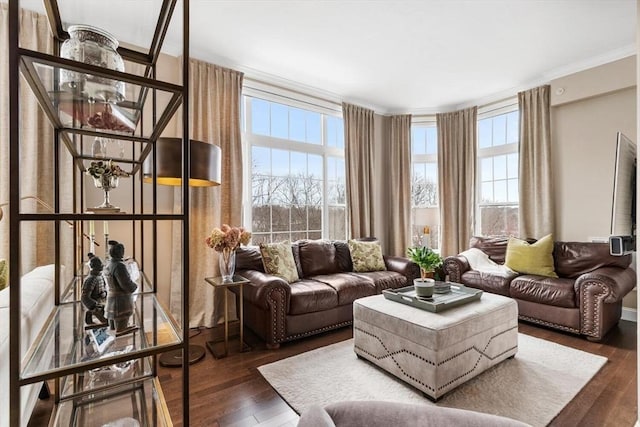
[205,275,251,358]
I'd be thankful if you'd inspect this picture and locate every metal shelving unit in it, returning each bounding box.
[8,0,191,425]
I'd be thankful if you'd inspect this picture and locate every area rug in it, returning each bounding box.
[258,334,607,426]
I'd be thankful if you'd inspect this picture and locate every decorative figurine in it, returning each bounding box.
[81,253,108,328]
[104,240,138,336]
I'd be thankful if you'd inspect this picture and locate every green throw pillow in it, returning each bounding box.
[260,241,299,283]
[348,239,386,273]
[505,234,558,278]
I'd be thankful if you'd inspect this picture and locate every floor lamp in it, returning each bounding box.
[143,137,221,366]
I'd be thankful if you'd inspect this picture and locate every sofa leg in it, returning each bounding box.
[266,342,280,350]
[586,335,602,342]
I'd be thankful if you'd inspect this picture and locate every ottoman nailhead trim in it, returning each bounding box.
[354,325,518,393]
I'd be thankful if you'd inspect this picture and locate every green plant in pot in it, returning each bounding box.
[406,246,443,298]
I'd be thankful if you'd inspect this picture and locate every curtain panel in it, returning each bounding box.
[437,107,477,257]
[518,85,554,239]
[386,114,412,256]
[343,102,376,239]
[170,60,244,328]
[0,5,75,274]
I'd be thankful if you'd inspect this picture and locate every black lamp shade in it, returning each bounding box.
[143,138,221,187]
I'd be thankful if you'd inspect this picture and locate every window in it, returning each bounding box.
[411,122,439,249]
[477,109,519,236]
[244,96,346,244]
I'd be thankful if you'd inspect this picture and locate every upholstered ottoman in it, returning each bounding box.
[353,292,518,400]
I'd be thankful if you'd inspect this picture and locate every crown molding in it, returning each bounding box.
[189,43,636,116]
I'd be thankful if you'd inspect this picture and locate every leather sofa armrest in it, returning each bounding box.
[575,266,637,304]
[237,269,291,312]
[384,256,421,283]
[575,266,636,340]
[443,255,471,283]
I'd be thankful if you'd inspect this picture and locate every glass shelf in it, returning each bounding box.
[21,293,181,382]
[52,377,172,427]
[18,48,182,163]
[59,356,153,399]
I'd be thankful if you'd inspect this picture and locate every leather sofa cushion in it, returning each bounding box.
[236,246,265,272]
[351,271,406,293]
[554,242,631,279]
[312,273,376,306]
[469,236,510,264]
[460,270,517,296]
[334,241,354,272]
[468,235,536,265]
[289,279,338,315]
[510,276,576,308]
[298,240,341,277]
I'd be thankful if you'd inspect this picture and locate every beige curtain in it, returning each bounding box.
[0,5,74,275]
[437,107,477,256]
[343,102,376,238]
[170,60,244,328]
[518,85,553,239]
[386,114,412,256]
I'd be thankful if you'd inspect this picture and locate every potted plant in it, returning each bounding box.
[406,246,443,297]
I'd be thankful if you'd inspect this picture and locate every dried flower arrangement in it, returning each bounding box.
[205,224,251,253]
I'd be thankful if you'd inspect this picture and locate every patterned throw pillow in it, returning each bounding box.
[0,259,7,290]
[348,240,386,273]
[260,241,299,283]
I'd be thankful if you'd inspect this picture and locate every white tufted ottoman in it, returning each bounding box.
[353,292,518,400]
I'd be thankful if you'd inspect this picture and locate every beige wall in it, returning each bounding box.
[550,56,637,310]
[551,87,636,241]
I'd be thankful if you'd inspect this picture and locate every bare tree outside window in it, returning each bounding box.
[247,97,346,243]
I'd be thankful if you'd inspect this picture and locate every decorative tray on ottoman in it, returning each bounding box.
[382,283,482,313]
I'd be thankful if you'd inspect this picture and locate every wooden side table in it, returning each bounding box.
[204,275,251,359]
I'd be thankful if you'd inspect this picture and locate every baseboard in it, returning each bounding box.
[621,307,637,322]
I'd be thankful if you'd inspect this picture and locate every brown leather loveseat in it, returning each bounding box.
[443,236,636,341]
[235,239,419,348]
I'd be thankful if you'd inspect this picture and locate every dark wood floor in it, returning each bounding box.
[30,320,637,426]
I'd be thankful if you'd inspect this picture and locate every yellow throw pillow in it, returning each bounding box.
[348,239,386,273]
[0,259,7,290]
[505,234,558,278]
[260,241,299,283]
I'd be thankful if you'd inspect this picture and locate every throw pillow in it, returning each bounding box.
[505,234,558,278]
[348,239,386,273]
[260,241,299,283]
[0,259,7,290]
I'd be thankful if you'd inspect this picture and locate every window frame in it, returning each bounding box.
[475,100,520,236]
[410,116,440,248]
[242,85,347,243]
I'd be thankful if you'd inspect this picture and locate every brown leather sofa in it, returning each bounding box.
[443,236,636,341]
[235,239,420,348]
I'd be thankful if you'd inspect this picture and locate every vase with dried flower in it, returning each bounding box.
[86,160,130,212]
[206,224,252,282]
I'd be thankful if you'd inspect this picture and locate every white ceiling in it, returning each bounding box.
[17,0,638,113]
